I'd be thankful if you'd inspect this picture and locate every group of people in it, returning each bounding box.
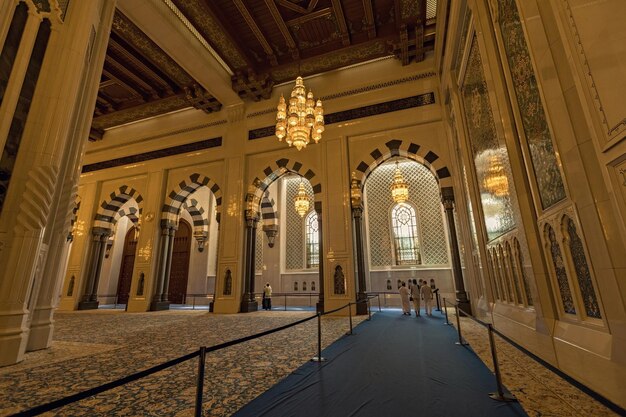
[399,279,435,317]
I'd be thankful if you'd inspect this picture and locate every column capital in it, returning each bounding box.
[352,205,363,218]
[441,186,455,210]
[244,209,259,224]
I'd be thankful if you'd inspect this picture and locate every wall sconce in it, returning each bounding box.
[104,238,114,258]
[263,224,279,248]
[194,231,209,253]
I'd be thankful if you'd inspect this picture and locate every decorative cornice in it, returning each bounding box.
[246,71,436,119]
[248,92,435,140]
[82,137,222,173]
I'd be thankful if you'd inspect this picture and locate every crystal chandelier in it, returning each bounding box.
[294,180,311,217]
[390,161,409,203]
[275,76,324,151]
[482,154,509,197]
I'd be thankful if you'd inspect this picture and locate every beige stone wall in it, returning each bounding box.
[440,0,626,407]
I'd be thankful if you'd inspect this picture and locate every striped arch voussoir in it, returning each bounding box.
[182,199,209,235]
[249,158,321,212]
[161,174,223,224]
[93,186,144,230]
[354,140,453,190]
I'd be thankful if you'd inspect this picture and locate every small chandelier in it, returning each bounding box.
[294,180,311,217]
[275,76,324,151]
[390,161,409,203]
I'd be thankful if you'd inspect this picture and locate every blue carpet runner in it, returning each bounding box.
[234,310,528,417]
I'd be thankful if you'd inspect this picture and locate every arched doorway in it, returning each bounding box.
[116,227,138,304]
[168,219,191,304]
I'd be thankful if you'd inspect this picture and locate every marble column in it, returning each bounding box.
[352,206,368,315]
[160,226,177,303]
[441,187,471,314]
[315,204,324,313]
[151,222,175,311]
[27,0,116,349]
[0,0,116,366]
[78,227,110,310]
[240,209,259,312]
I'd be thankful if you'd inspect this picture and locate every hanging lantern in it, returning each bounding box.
[390,161,409,203]
[294,181,310,217]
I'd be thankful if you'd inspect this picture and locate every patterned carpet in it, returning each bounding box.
[0,310,365,416]
[448,310,619,417]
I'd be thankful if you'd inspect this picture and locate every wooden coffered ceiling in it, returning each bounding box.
[91,0,437,140]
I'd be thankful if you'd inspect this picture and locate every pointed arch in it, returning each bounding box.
[161,173,222,225]
[352,139,452,191]
[94,186,144,230]
[182,198,209,237]
[246,158,322,212]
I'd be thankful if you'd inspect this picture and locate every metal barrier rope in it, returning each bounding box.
[15,296,378,417]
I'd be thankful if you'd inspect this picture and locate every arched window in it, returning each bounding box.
[294,281,298,291]
[311,281,316,291]
[386,279,392,290]
[302,281,307,291]
[391,203,421,265]
[305,211,319,268]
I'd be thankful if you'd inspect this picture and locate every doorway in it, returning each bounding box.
[116,227,137,304]
[168,219,191,304]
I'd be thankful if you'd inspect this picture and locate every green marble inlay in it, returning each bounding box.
[497,0,566,209]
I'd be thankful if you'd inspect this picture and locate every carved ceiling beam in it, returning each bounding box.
[95,96,116,114]
[101,68,149,101]
[103,56,161,99]
[362,0,376,39]
[264,0,299,59]
[108,37,178,96]
[233,0,278,66]
[287,7,332,26]
[330,0,350,46]
[276,0,319,14]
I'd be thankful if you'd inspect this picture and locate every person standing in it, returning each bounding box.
[263,283,272,310]
[420,282,433,316]
[410,279,421,317]
[399,281,411,315]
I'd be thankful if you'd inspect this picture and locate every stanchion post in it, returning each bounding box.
[195,346,206,417]
[377,294,381,312]
[487,324,517,402]
[192,295,196,310]
[435,290,441,312]
[347,303,353,335]
[284,294,287,311]
[454,304,469,346]
[443,298,451,325]
[311,313,327,362]
[367,298,372,321]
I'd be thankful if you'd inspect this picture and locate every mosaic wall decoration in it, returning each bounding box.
[333,265,346,295]
[461,35,516,241]
[496,0,566,209]
[505,242,523,303]
[364,160,449,267]
[255,222,264,272]
[564,217,601,318]
[284,177,314,270]
[546,224,575,314]
[514,238,533,305]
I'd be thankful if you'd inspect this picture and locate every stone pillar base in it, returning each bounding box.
[240,300,258,313]
[150,301,171,311]
[77,300,99,310]
[316,300,325,314]
[356,300,368,315]
[456,297,472,316]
